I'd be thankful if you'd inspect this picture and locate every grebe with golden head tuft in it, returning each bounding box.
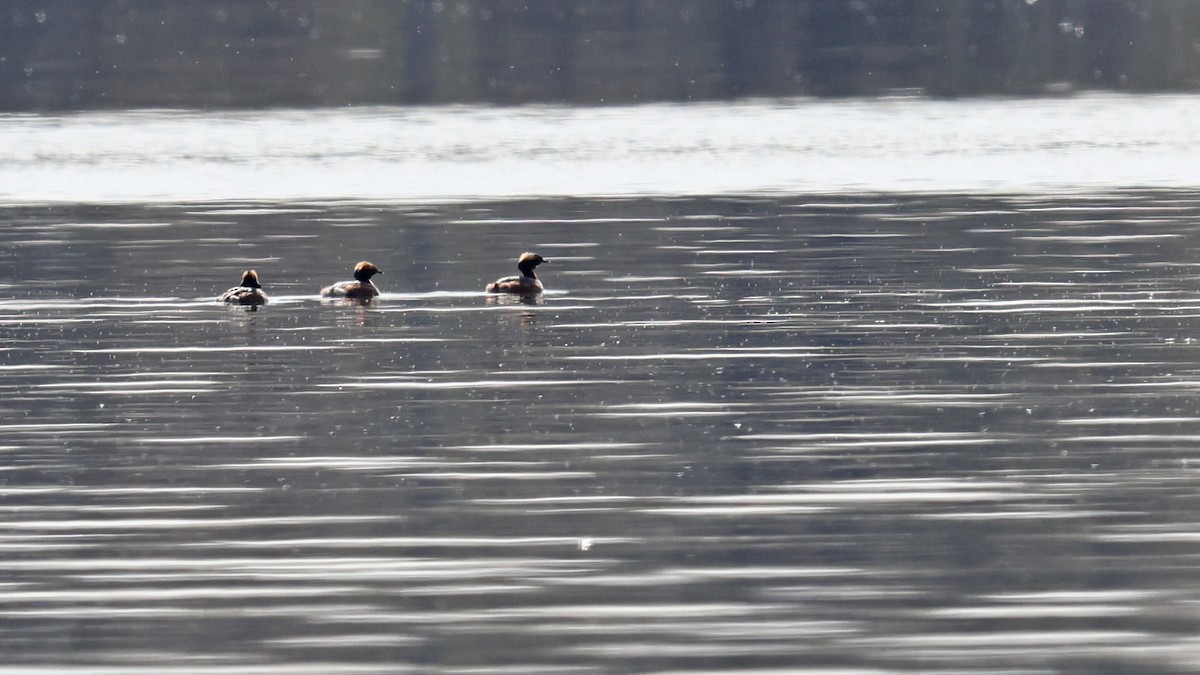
[321,261,382,301]
[219,270,268,306]
[485,252,546,294]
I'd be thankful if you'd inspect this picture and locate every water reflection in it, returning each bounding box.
[3,192,1200,671]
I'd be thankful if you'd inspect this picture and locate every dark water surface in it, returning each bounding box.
[5,1,1199,111]
[4,192,1200,671]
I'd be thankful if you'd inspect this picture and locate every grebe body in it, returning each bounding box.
[486,252,546,294]
[220,270,268,306]
[322,261,382,300]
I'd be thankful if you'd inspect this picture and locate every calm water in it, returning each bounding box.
[3,96,1200,672]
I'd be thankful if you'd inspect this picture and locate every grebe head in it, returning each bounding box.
[516,252,546,276]
[240,270,262,288]
[352,261,382,282]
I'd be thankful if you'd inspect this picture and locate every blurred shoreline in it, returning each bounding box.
[2,0,1199,112]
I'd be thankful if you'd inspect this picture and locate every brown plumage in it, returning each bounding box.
[219,270,268,305]
[321,261,382,300]
[485,252,546,294]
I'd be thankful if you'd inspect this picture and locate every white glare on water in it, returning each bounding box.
[0,93,1195,202]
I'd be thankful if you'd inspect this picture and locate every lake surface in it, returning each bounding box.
[3,95,1200,672]
[2,93,1198,203]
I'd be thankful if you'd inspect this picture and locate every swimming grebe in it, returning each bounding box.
[219,270,268,306]
[321,261,382,300]
[485,252,546,294]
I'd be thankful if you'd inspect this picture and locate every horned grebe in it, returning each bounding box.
[321,261,382,301]
[219,270,268,306]
[486,252,546,294]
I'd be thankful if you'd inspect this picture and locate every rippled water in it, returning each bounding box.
[4,97,1200,672]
